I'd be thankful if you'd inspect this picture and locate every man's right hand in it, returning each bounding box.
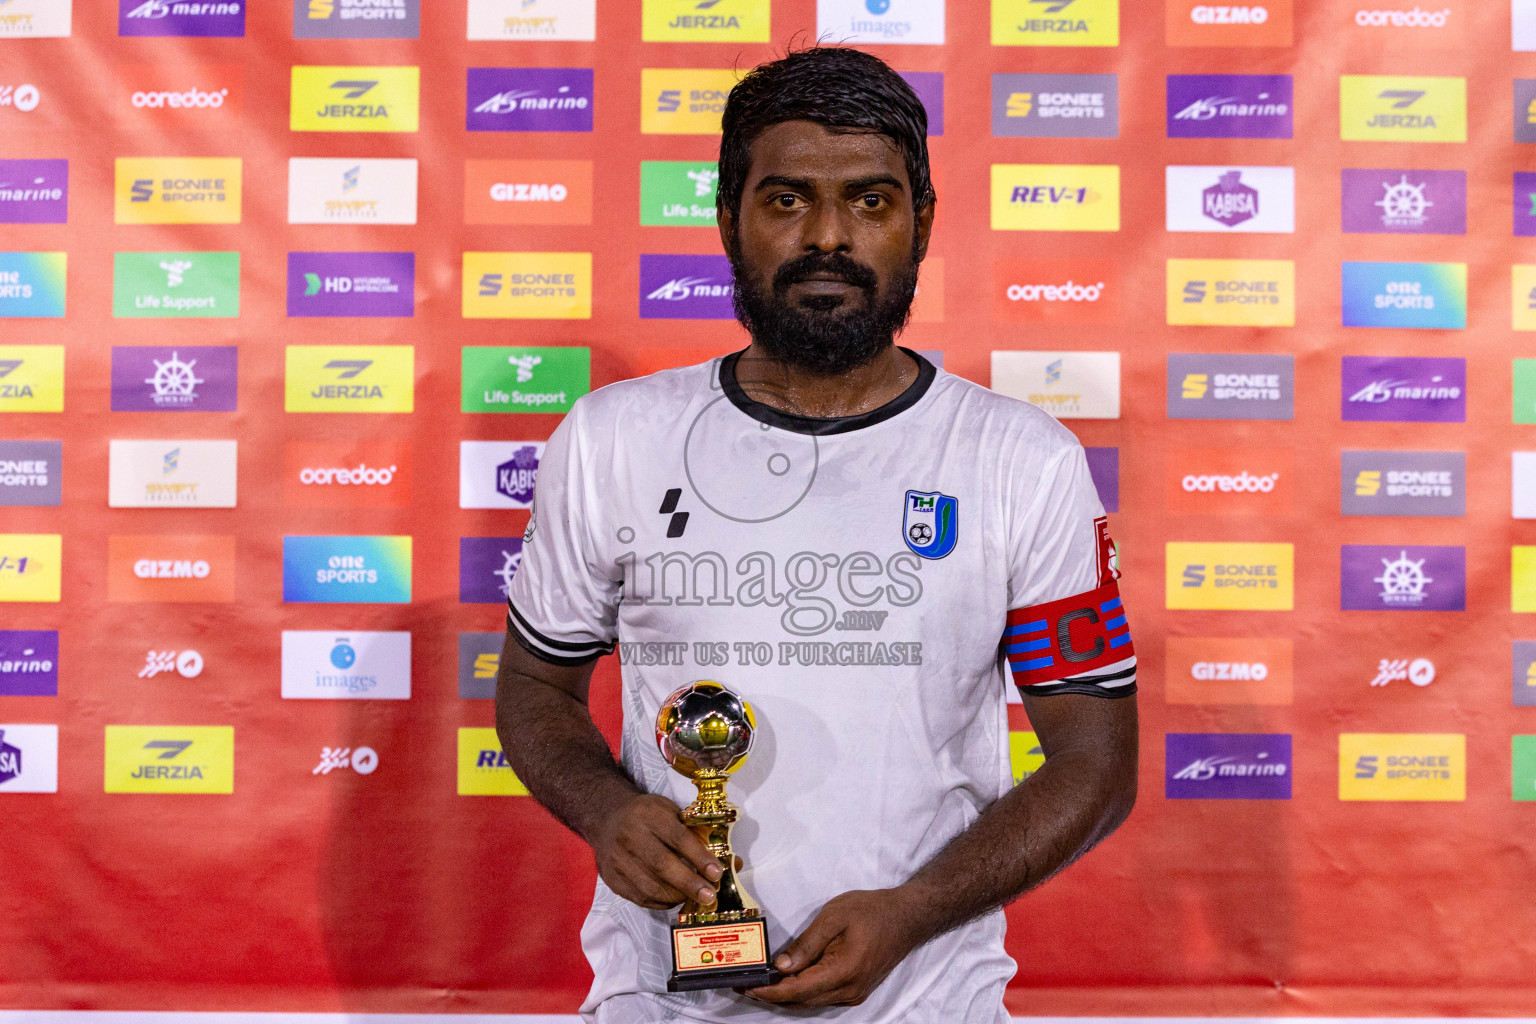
[590,793,724,910]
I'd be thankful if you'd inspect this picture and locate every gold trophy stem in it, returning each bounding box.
[677,769,761,926]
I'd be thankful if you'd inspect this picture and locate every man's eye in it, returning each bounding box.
[773,194,800,209]
[859,194,885,209]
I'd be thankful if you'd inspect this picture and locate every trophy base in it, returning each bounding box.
[666,918,782,992]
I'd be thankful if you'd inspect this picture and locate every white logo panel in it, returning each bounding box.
[0,724,58,793]
[459,441,544,510]
[1166,166,1295,233]
[1514,452,1536,518]
[108,440,238,508]
[1517,0,1536,50]
[0,1,71,37]
[288,158,418,225]
[467,0,595,40]
[990,351,1121,420]
[281,631,411,701]
[816,0,945,44]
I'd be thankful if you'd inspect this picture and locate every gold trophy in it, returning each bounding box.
[654,680,781,992]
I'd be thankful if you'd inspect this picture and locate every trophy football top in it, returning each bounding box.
[654,680,756,779]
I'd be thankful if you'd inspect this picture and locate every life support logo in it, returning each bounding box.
[902,490,958,559]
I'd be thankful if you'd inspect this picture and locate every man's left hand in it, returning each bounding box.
[744,888,926,1008]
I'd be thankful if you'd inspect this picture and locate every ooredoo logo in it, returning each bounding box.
[1354,6,1448,26]
[284,442,411,508]
[118,63,243,124]
[107,534,236,603]
[993,258,1118,324]
[1166,446,1293,514]
[1166,637,1293,705]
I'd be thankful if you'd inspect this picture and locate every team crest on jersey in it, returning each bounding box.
[903,490,958,559]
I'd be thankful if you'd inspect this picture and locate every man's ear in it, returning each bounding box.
[913,197,935,263]
[717,205,735,260]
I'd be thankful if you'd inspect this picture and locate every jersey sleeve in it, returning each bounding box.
[505,406,620,666]
[1002,443,1136,699]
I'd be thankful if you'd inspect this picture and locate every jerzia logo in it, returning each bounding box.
[1340,76,1465,142]
[902,491,958,559]
[290,66,418,132]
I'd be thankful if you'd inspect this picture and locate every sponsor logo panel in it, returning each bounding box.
[641,69,738,134]
[113,252,238,319]
[1516,173,1536,237]
[1341,169,1465,234]
[643,0,769,41]
[817,0,945,44]
[459,632,503,699]
[282,535,411,604]
[1166,0,1293,46]
[1515,359,1536,421]
[287,159,417,225]
[897,72,944,135]
[466,0,595,40]
[0,630,58,696]
[1515,643,1536,707]
[0,345,63,413]
[1513,546,1536,612]
[286,252,414,317]
[460,441,543,509]
[640,161,718,227]
[103,725,233,794]
[0,534,60,602]
[1009,730,1045,783]
[1341,544,1465,611]
[466,67,593,133]
[991,73,1118,139]
[114,64,243,128]
[111,346,236,412]
[119,0,244,37]
[1341,261,1465,329]
[280,631,410,699]
[1165,542,1294,611]
[290,66,419,133]
[462,252,591,319]
[458,727,528,795]
[114,158,241,224]
[108,440,237,509]
[1084,446,1118,513]
[1342,450,1464,517]
[1166,259,1294,327]
[294,0,420,38]
[284,346,413,413]
[1514,452,1536,518]
[0,724,57,793]
[0,440,60,507]
[0,253,65,318]
[1341,355,1464,422]
[1166,446,1293,514]
[991,164,1119,231]
[284,442,411,508]
[1339,733,1464,801]
[1514,737,1536,800]
[1166,733,1292,798]
[1166,74,1293,138]
[640,254,734,319]
[991,0,1119,46]
[466,159,592,225]
[1166,638,1293,705]
[1348,3,1464,47]
[0,2,72,37]
[1166,353,1294,421]
[990,351,1120,419]
[462,346,589,414]
[1165,166,1294,233]
[1519,0,1536,50]
[0,160,67,224]
[313,746,378,776]
[1339,75,1466,142]
[993,258,1118,324]
[1516,81,1536,143]
[461,537,524,604]
[106,534,236,604]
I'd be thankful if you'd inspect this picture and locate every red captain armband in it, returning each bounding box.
[1004,580,1135,689]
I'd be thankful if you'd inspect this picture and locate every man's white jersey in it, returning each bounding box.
[508,351,1136,1024]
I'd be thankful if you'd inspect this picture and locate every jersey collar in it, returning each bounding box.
[718,348,937,437]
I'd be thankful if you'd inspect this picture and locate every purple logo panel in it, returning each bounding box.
[287,252,415,318]
[0,630,57,697]
[640,254,735,320]
[0,160,68,225]
[1342,169,1466,235]
[111,345,238,411]
[1341,545,1465,612]
[898,72,943,136]
[466,68,594,133]
[1516,173,1536,237]
[460,537,523,604]
[1167,75,1293,139]
[1166,733,1292,799]
[1084,446,1119,513]
[1341,356,1465,422]
[119,0,245,37]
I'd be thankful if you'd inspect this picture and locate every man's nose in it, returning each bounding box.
[800,200,853,253]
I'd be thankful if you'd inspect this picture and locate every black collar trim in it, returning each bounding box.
[718,348,936,436]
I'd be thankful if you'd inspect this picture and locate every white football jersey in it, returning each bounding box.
[508,351,1136,1024]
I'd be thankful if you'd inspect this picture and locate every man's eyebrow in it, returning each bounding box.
[752,174,815,193]
[844,174,906,193]
[751,174,907,193]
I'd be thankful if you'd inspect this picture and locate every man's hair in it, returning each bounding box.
[717,47,934,222]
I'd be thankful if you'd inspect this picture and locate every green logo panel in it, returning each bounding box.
[113,252,240,318]
[1516,360,1536,424]
[462,346,590,414]
[640,161,720,227]
[1514,736,1536,801]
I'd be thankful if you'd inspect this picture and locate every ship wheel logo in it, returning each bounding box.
[1375,175,1431,225]
[494,548,522,598]
[1374,550,1431,606]
[145,351,204,406]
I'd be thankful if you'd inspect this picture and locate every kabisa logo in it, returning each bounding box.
[294,0,420,38]
[314,746,379,775]
[466,159,593,225]
[0,534,61,603]
[285,346,414,414]
[0,440,61,508]
[1341,355,1465,422]
[816,0,946,44]
[1166,74,1293,139]
[462,252,592,319]
[0,629,58,696]
[112,251,240,319]
[1369,657,1436,687]
[1166,354,1294,421]
[285,442,411,508]
[107,535,235,604]
[120,1,245,37]
[0,2,72,38]
[460,441,544,509]
[1165,542,1294,611]
[290,66,419,133]
[640,254,735,320]
[1166,166,1295,233]
[461,346,589,414]
[1168,1,1293,46]
[641,69,738,134]
[0,160,67,225]
[108,439,238,508]
[110,346,236,412]
[902,491,959,559]
[1339,733,1464,801]
[1340,76,1465,142]
[0,725,57,793]
[458,632,503,699]
[103,725,234,794]
[1341,545,1465,611]
[0,253,66,319]
[990,350,1122,419]
[281,630,410,699]
[1341,261,1466,330]
[994,258,1118,324]
[990,164,1120,231]
[458,727,529,795]
[138,648,204,679]
[643,0,770,41]
[991,73,1118,139]
[991,0,1120,46]
[286,252,414,317]
[0,346,63,414]
[115,158,242,225]
[640,161,719,226]
[1166,733,1292,799]
[1341,450,1464,517]
[460,536,524,604]
[282,536,412,604]
[1165,637,1294,705]
[288,158,418,225]
[1341,169,1465,235]
[466,0,597,40]
[467,68,594,133]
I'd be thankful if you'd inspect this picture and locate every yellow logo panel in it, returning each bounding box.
[0,534,61,603]
[114,158,242,225]
[285,346,414,413]
[1166,259,1295,327]
[1339,733,1464,802]
[458,727,528,795]
[642,69,739,134]
[1514,267,1536,331]
[1339,75,1466,143]
[1513,547,1536,612]
[642,0,769,41]
[1166,542,1294,611]
[462,252,592,319]
[104,725,234,794]
[0,345,63,412]
[992,0,1119,46]
[991,165,1120,232]
[1009,730,1045,784]
[291,66,420,133]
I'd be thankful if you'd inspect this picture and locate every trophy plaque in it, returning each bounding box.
[655,680,782,992]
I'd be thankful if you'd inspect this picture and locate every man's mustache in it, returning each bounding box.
[771,252,879,295]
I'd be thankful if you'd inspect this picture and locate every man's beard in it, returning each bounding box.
[729,248,920,376]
